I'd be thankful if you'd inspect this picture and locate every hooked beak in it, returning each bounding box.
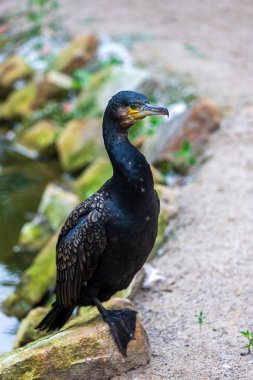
[129,103,169,120]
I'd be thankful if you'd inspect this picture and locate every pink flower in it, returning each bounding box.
[0,25,11,34]
[42,45,51,56]
[63,103,73,113]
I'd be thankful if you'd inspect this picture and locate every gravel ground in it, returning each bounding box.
[2,1,253,379]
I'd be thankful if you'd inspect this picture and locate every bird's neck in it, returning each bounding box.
[103,115,154,196]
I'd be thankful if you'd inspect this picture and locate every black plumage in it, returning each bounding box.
[37,91,169,355]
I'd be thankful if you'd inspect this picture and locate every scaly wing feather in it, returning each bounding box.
[56,193,107,308]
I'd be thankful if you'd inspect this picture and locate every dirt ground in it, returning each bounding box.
[3,1,253,379]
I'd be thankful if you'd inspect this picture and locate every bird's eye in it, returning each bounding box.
[129,103,138,110]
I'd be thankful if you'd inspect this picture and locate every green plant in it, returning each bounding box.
[241,330,253,354]
[159,140,197,175]
[27,0,59,34]
[71,69,91,90]
[100,56,123,67]
[196,311,205,330]
[145,115,163,136]
[175,140,197,166]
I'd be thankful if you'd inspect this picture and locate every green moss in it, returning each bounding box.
[19,217,52,252]
[14,308,49,348]
[0,299,149,379]
[2,235,57,318]
[0,55,33,88]
[74,157,112,199]
[38,183,79,230]
[51,34,98,74]
[76,66,112,117]
[0,83,37,120]
[76,65,149,118]
[64,140,99,172]
[18,120,59,154]
[56,119,105,172]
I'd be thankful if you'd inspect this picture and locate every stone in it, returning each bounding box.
[155,184,178,218]
[14,307,49,348]
[52,34,98,74]
[149,184,178,259]
[56,119,105,172]
[74,157,112,199]
[0,55,33,95]
[38,183,79,230]
[2,234,57,319]
[76,65,150,117]
[0,83,37,120]
[142,99,221,164]
[18,184,78,253]
[18,215,52,252]
[0,299,150,380]
[0,71,73,120]
[31,71,73,109]
[151,165,166,185]
[18,120,60,154]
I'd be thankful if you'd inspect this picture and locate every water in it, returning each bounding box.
[0,137,61,354]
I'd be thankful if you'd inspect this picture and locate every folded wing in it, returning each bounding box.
[56,197,107,308]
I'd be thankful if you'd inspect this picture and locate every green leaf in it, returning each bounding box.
[241,330,250,338]
[71,69,91,90]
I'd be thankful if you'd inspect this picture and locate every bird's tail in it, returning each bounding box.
[36,302,74,332]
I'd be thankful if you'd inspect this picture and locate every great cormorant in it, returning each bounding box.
[37,91,169,356]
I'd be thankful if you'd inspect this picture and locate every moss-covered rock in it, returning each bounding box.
[74,157,112,198]
[31,71,73,109]
[56,119,105,172]
[52,34,98,74]
[18,120,60,154]
[151,165,166,184]
[0,55,33,94]
[149,184,178,259]
[2,234,57,319]
[0,70,73,120]
[76,65,149,117]
[0,299,150,380]
[38,183,79,230]
[0,82,37,120]
[14,307,49,348]
[18,184,79,253]
[18,215,52,252]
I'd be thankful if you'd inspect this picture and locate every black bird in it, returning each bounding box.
[37,91,169,356]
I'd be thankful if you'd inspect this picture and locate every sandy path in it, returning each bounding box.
[2,1,253,378]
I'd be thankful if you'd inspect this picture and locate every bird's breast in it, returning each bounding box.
[104,190,159,261]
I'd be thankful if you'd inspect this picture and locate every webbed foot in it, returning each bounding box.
[103,308,137,356]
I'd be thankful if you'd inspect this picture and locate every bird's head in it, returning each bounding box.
[105,91,169,128]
